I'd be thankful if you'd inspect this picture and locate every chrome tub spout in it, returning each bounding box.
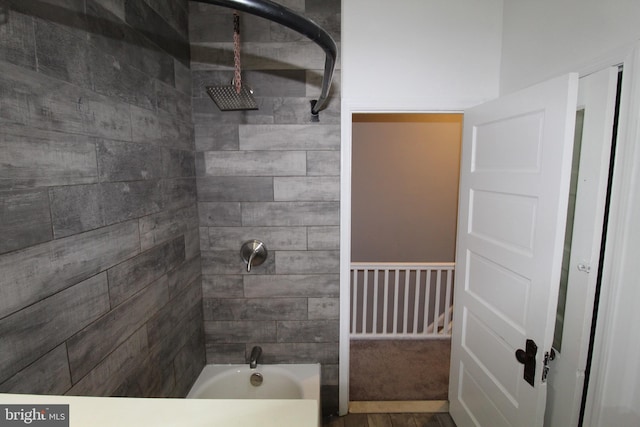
[249,346,262,369]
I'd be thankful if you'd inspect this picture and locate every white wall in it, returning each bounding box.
[342,0,503,110]
[500,0,640,93]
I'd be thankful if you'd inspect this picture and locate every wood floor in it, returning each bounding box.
[323,412,457,427]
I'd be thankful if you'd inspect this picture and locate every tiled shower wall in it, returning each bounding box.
[189,0,341,408]
[0,0,204,396]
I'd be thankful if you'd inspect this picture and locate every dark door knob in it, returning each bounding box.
[515,339,537,387]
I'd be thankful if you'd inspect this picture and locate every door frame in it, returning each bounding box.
[339,107,463,415]
[338,43,640,420]
[579,43,640,425]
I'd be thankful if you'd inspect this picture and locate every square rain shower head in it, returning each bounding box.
[206,85,258,111]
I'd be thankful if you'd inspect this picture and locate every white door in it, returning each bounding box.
[449,73,579,427]
[544,66,619,427]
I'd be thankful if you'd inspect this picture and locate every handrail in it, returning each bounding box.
[193,0,337,116]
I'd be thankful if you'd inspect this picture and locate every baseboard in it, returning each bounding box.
[349,400,449,413]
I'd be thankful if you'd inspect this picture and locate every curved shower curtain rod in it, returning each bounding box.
[193,0,338,116]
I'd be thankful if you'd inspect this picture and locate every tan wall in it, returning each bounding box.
[351,114,462,262]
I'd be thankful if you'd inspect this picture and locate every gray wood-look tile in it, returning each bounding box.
[199,226,210,250]
[194,123,238,152]
[113,358,174,398]
[162,177,198,212]
[274,176,340,201]
[243,70,307,96]
[0,189,52,254]
[277,320,339,343]
[100,180,164,224]
[196,176,274,202]
[182,226,200,259]
[91,0,125,21]
[198,202,242,226]
[91,50,157,110]
[201,250,275,275]
[202,275,244,298]
[67,327,149,396]
[205,320,277,343]
[308,298,340,320]
[142,0,189,38]
[308,226,340,250]
[66,276,169,382]
[173,333,205,396]
[0,124,98,190]
[276,250,340,274]
[0,0,202,401]
[243,274,339,298]
[166,255,202,298]
[172,329,206,397]
[307,151,341,176]
[0,61,133,142]
[85,0,175,86]
[124,0,189,65]
[0,7,36,70]
[242,201,340,226]
[34,18,93,89]
[207,226,307,250]
[138,205,199,251]
[0,220,139,318]
[163,149,196,178]
[108,236,185,307]
[147,286,202,368]
[97,139,164,182]
[0,344,71,395]
[205,343,245,364]
[156,79,192,123]
[187,6,232,44]
[193,41,326,71]
[203,298,307,321]
[130,105,193,150]
[173,58,191,95]
[9,0,86,33]
[0,273,110,384]
[49,184,104,238]
[239,124,340,151]
[204,151,307,176]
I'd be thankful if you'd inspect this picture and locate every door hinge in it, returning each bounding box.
[542,348,556,383]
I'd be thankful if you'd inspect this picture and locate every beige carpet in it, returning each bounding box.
[349,340,451,401]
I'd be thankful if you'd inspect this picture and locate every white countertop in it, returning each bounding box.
[0,394,319,427]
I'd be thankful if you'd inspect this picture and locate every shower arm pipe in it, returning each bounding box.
[194,0,337,115]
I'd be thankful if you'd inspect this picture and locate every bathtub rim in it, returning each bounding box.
[186,363,321,402]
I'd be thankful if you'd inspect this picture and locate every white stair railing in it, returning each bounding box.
[350,262,454,339]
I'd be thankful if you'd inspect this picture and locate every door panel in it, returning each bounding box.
[450,73,579,426]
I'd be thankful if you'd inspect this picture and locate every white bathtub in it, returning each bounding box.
[187,364,321,401]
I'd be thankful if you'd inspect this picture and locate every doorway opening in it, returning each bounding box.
[349,113,463,406]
